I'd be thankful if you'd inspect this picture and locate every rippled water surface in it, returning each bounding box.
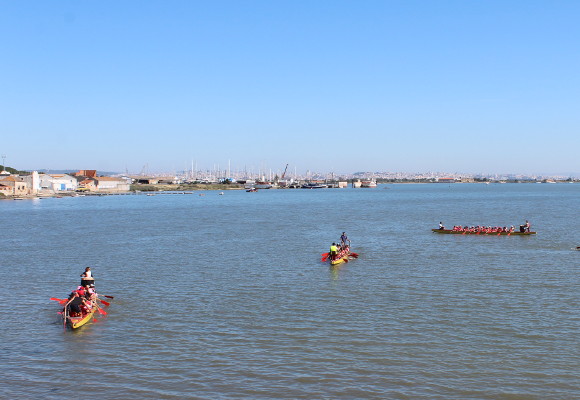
[1,184,579,399]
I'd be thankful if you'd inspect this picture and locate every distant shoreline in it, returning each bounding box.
[1,180,577,200]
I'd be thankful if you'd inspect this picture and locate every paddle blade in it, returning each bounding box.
[102,295,115,299]
[50,298,64,302]
[343,257,349,263]
[321,255,328,262]
[98,299,110,306]
[97,307,107,316]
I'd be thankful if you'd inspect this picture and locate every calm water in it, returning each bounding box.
[1,184,579,399]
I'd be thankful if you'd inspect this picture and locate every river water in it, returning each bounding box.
[1,183,578,399]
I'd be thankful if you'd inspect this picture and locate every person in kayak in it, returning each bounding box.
[329,243,338,260]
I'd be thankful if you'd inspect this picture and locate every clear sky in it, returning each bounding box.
[1,1,579,176]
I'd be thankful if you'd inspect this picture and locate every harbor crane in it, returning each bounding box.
[281,164,289,180]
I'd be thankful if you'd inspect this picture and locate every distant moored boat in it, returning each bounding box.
[360,180,377,188]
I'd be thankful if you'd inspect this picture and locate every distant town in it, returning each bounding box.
[0,165,578,198]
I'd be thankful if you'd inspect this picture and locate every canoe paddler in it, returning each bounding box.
[64,291,89,317]
[329,243,338,260]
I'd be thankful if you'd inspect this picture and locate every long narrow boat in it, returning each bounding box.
[322,246,359,265]
[54,289,102,330]
[432,229,536,236]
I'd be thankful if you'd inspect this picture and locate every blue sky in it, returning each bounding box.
[1,1,579,176]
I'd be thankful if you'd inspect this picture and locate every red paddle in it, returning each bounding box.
[98,299,110,306]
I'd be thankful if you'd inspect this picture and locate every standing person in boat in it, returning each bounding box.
[340,232,350,248]
[329,243,338,261]
[80,267,94,288]
[524,220,531,232]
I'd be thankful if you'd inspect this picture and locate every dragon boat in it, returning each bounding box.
[51,287,110,330]
[321,246,359,265]
[432,229,536,236]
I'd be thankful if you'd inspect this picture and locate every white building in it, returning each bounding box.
[39,174,78,192]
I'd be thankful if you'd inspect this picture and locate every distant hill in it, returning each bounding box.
[1,165,29,175]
